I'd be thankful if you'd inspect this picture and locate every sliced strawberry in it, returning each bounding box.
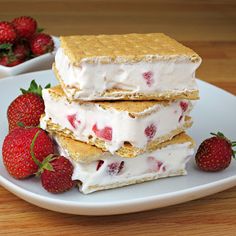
[147,157,165,172]
[144,123,157,140]
[142,71,154,87]
[92,124,112,141]
[67,114,80,129]
[180,101,189,112]
[96,160,104,171]
[107,161,124,175]
[178,115,183,122]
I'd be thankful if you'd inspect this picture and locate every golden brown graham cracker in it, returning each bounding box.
[42,116,193,158]
[53,131,195,164]
[46,85,183,118]
[60,33,201,65]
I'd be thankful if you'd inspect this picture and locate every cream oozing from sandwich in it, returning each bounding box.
[56,137,194,194]
[41,88,193,154]
[55,48,201,100]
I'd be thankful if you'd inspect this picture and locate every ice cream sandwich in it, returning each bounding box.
[40,86,193,158]
[52,132,195,194]
[54,33,201,101]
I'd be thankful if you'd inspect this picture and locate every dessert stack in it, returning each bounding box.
[40,33,201,194]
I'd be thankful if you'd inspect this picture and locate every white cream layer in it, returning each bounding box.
[42,89,192,154]
[55,48,201,100]
[56,139,193,194]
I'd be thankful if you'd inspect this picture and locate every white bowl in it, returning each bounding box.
[0,36,60,79]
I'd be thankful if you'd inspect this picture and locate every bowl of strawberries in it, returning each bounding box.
[0,16,59,78]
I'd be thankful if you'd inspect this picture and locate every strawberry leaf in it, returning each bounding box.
[20,80,51,97]
[0,43,12,50]
[37,28,44,33]
[36,154,57,176]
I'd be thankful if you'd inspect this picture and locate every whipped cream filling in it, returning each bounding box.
[55,48,201,100]
[42,89,193,153]
[56,139,194,194]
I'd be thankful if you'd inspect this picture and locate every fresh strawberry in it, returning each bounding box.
[2,127,54,179]
[40,156,75,193]
[7,80,50,131]
[30,33,54,56]
[0,42,29,67]
[195,132,236,172]
[92,124,113,141]
[0,54,23,67]
[12,16,37,39]
[13,42,30,60]
[0,21,17,44]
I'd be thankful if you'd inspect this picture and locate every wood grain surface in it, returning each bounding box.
[0,0,236,235]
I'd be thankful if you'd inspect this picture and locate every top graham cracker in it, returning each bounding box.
[60,33,201,65]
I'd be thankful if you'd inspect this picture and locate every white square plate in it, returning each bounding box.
[0,70,235,215]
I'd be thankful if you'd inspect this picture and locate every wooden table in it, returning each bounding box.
[0,0,236,235]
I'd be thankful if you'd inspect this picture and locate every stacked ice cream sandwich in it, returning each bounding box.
[40,33,201,194]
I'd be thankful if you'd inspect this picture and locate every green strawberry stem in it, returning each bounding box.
[30,130,55,176]
[20,80,51,97]
[30,130,43,168]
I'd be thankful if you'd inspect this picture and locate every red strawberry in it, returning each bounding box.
[0,54,23,67]
[12,16,37,39]
[0,21,17,44]
[7,80,50,131]
[92,124,113,141]
[40,156,75,193]
[13,42,30,60]
[107,161,124,175]
[67,114,80,129]
[195,132,236,172]
[30,33,54,56]
[2,127,54,179]
[145,123,157,140]
[96,160,104,171]
[143,71,154,87]
[180,101,189,112]
[0,42,29,67]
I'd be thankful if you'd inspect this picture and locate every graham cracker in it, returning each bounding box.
[60,33,201,65]
[53,64,199,101]
[46,85,181,118]
[41,116,193,158]
[53,131,194,164]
